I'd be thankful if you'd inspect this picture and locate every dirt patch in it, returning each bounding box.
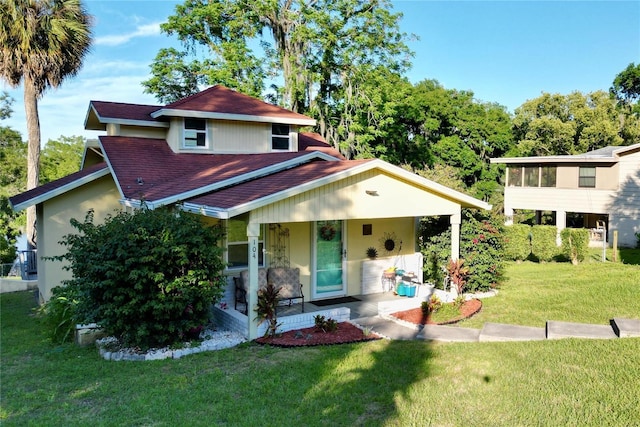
[390,298,482,325]
[255,322,382,347]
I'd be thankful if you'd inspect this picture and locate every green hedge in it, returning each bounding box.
[530,225,558,262]
[503,224,531,261]
[560,228,590,264]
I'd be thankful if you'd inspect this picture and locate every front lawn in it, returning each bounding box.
[461,258,640,328]
[1,259,639,426]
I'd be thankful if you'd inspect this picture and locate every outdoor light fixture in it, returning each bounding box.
[136,177,144,185]
[365,190,378,196]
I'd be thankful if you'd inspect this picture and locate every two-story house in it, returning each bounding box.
[491,144,640,248]
[10,85,490,339]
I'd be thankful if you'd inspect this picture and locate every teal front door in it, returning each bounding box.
[313,220,345,299]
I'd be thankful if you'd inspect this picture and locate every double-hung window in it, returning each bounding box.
[271,124,290,150]
[184,118,207,148]
[227,216,264,269]
[579,166,596,188]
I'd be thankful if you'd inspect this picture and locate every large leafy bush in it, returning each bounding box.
[420,210,506,293]
[52,207,226,349]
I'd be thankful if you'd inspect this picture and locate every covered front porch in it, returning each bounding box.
[211,285,449,339]
[189,160,490,339]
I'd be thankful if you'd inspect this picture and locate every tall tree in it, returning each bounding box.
[40,135,84,184]
[143,0,412,156]
[512,91,629,157]
[0,95,25,264]
[0,0,92,249]
[610,62,640,112]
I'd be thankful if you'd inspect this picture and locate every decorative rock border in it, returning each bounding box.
[96,329,246,361]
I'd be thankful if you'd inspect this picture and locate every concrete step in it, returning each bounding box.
[546,321,618,340]
[479,323,546,342]
[611,318,640,338]
[353,316,423,340]
[417,325,480,342]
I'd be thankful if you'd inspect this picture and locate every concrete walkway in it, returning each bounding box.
[353,315,640,343]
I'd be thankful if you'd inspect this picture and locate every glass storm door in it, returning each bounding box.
[313,220,346,299]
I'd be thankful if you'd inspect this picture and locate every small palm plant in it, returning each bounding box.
[446,258,470,295]
[255,283,281,337]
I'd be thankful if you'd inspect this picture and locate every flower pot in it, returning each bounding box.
[405,284,417,298]
[396,282,406,296]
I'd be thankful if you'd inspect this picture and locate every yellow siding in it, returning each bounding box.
[38,175,121,301]
[211,120,270,153]
[345,217,416,295]
[250,170,460,223]
[117,125,167,140]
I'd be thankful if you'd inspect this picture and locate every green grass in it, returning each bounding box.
[2,260,640,426]
[461,258,640,329]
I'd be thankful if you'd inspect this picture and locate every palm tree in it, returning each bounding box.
[0,0,92,249]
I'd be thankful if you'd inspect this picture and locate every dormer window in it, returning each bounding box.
[184,118,207,148]
[272,124,290,150]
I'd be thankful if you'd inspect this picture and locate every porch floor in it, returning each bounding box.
[276,289,433,319]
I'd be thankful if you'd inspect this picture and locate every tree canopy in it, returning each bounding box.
[143,0,413,155]
[611,62,640,112]
[0,0,92,249]
[511,90,636,157]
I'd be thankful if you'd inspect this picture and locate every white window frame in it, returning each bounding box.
[271,124,290,151]
[578,166,596,188]
[183,118,208,149]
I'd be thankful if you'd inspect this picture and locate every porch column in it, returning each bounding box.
[555,210,566,246]
[247,222,261,340]
[450,212,461,261]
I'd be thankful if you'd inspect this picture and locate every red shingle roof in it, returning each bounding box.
[90,101,161,122]
[9,163,109,210]
[158,85,314,122]
[187,159,372,209]
[99,136,335,203]
[299,132,345,159]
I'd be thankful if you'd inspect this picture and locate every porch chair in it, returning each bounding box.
[267,267,304,313]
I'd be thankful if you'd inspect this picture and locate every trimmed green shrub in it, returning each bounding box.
[51,207,227,350]
[530,225,558,262]
[503,224,531,261]
[561,228,590,264]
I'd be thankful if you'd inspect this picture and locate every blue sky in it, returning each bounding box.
[2,0,639,145]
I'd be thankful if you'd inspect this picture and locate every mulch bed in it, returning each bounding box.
[254,322,382,347]
[390,298,482,326]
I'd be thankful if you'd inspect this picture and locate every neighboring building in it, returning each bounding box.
[10,85,490,339]
[491,144,640,247]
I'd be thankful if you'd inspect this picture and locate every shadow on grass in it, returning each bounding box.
[619,248,640,265]
[1,291,434,426]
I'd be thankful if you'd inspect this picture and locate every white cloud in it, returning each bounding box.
[94,22,162,46]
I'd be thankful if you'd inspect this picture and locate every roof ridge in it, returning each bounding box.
[164,85,224,108]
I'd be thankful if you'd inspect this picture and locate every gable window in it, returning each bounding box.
[579,166,596,188]
[271,124,290,150]
[184,118,207,148]
[541,166,556,187]
[227,216,264,269]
